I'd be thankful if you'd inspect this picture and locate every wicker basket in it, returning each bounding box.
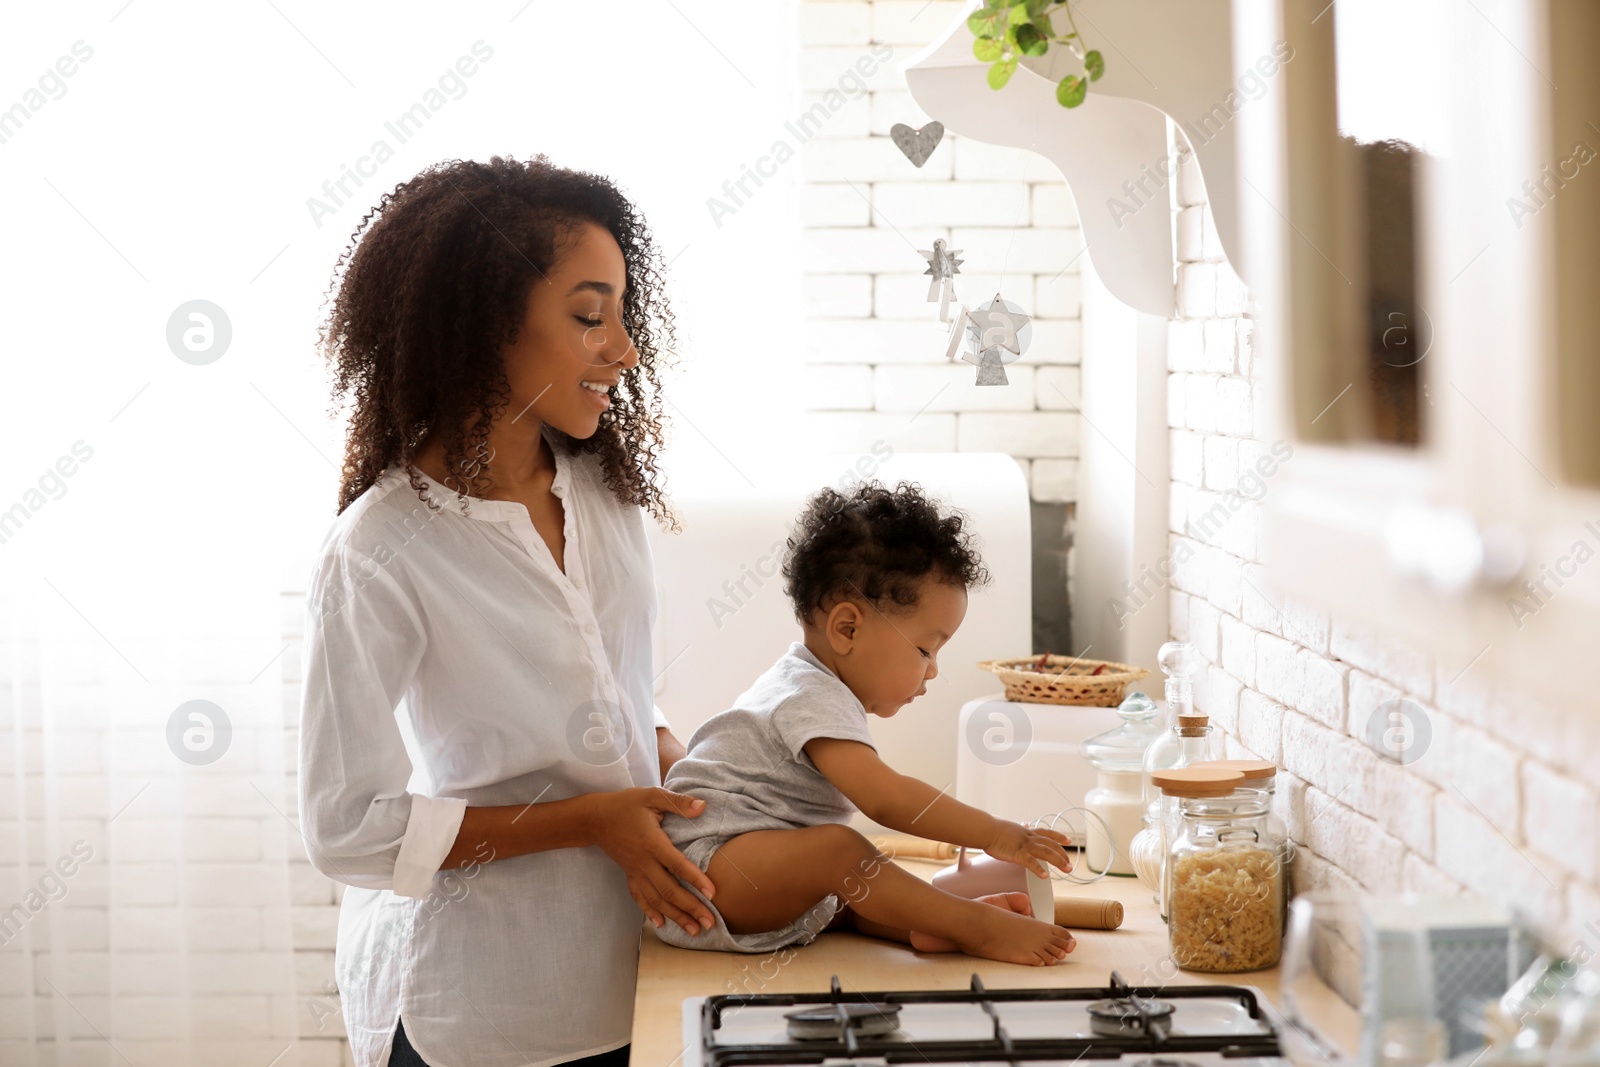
[977,654,1151,707]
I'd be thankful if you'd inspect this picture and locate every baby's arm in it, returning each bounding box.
[804,738,1072,877]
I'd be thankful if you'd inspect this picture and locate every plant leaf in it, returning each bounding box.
[967,7,1007,37]
[1024,0,1052,15]
[1007,2,1031,26]
[1056,73,1086,106]
[1014,23,1049,56]
[1084,48,1105,81]
[972,36,1004,62]
[988,57,1018,90]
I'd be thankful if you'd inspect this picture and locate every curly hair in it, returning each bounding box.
[316,154,678,527]
[782,480,991,624]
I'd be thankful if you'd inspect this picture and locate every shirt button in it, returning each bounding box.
[572,576,584,589]
[585,622,596,635]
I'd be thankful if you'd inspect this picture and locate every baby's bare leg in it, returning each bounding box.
[839,907,913,944]
[706,824,1075,966]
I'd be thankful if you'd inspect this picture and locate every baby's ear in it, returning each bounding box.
[824,598,862,653]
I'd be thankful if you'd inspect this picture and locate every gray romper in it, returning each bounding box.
[651,641,878,952]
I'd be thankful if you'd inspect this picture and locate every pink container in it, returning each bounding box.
[931,847,1031,896]
[931,847,1059,922]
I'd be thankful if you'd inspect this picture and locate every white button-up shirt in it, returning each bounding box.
[298,426,667,1067]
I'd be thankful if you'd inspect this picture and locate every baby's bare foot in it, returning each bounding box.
[961,905,1076,966]
[909,892,1032,953]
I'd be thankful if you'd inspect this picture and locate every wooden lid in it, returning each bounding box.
[1151,766,1245,797]
[1202,759,1279,780]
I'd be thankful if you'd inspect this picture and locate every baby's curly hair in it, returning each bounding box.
[316,154,677,527]
[782,480,991,624]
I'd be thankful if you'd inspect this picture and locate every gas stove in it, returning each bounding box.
[682,970,1292,1065]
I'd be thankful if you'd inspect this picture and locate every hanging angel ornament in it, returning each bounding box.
[918,238,964,323]
[944,303,975,362]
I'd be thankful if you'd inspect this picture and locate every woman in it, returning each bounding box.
[299,156,720,1067]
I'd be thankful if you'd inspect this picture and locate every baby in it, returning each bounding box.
[653,480,1077,966]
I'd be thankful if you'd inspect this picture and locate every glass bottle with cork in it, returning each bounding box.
[1127,642,1223,906]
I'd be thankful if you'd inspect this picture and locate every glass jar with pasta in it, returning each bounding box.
[1157,771,1286,974]
[1193,759,1296,927]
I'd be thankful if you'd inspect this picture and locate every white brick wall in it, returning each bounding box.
[797,1,1084,508]
[1166,147,1600,952]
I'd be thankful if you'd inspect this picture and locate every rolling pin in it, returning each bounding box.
[868,833,960,861]
[1054,897,1123,930]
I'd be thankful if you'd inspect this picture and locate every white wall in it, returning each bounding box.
[795,2,1084,517]
[1164,151,1600,953]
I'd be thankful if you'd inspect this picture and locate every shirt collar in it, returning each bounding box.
[392,426,571,522]
[789,640,835,678]
[788,641,870,717]
[548,436,573,500]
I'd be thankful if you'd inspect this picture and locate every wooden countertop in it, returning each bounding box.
[629,857,1358,1065]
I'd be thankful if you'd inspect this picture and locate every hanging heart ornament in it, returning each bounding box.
[890,121,945,167]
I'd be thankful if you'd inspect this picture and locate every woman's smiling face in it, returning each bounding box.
[503,220,639,439]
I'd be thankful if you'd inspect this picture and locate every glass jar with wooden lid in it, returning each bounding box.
[1193,759,1297,925]
[1148,767,1244,922]
[1157,766,1286,973]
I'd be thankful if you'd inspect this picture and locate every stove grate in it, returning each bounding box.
[700,971,1283,1066]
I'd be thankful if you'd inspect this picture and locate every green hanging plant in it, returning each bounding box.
[966,0,1105,108]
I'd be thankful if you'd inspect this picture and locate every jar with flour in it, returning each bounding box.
[1079,691,1164,876]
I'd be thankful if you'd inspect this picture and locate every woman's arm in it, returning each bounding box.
[298,548,717,936]
[804,738,1072,877]
[438,788,719,937]
[656,726,688,782]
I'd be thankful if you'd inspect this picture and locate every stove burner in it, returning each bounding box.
[1087,995,1176,1038]
[1130,1060,1203,1067]
[783,1002,901,1041]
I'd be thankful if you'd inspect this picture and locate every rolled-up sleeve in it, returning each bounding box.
[653,703,671,730]
[298,547,467,898]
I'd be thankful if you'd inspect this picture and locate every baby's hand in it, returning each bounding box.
[982,821,1074,878]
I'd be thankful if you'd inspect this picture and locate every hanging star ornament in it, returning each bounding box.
[944,294,1033,386]
[963,293,1031,364]
[919,238,964,322]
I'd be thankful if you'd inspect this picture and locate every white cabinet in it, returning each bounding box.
[1242,0,1600,686]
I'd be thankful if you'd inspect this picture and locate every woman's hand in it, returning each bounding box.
[983,819,1074,879]
[583,787,718,936]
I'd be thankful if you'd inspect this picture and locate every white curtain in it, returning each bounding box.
[1,577,301,1065]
